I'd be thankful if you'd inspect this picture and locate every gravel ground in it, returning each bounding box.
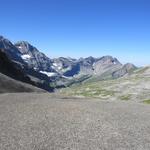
[0,93,150,150]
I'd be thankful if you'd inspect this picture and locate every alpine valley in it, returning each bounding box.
[0,35,143,93]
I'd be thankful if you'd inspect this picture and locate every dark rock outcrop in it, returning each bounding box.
[0,72,45,93]
[0,49,33,84]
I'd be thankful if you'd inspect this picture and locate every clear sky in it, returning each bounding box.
[0,0,150,66]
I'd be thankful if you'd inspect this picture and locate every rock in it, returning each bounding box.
[112,63,137,78]
[15,41,55,72]
[0,36,23,63]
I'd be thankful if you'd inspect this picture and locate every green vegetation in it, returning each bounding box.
[76,88,115,98]
[143,99,150,104]
[119,94,131,101]
[60,80,117,98]
[134,67,149,74]
[49,82,57,88]
[59,66,150,103]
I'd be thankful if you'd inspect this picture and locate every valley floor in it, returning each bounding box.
[0,93,150,150]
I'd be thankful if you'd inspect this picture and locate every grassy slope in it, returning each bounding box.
[59,66,150,103]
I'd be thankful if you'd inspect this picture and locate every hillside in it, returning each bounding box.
[59,66,150,103]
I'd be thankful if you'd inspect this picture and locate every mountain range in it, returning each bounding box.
[0,36,137,92]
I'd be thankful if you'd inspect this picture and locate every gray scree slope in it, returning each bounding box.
[0,93,150,150]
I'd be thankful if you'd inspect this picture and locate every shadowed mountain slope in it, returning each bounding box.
[0,49,45,93]
[0,72,45,93]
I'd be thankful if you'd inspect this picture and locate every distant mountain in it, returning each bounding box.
[52,57,79,76]
[112,63,137,78]
[52,56,122,77]
[0,35,137,91]
[52,55,134,80]
[93,56,122,75]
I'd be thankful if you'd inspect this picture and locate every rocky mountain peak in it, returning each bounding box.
[112,63,137,78]
[97,55,121,65]
[15,41,38,54]
[0,36,17,50]
[83,56,96,64]
[93,56,123,75]
[0,36,5,41]
[123,63,137,70]
[15,40,55,72]
[0,36,23,62]
[0,35,138,85]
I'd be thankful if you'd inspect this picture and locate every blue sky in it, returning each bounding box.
[0,0,150,66]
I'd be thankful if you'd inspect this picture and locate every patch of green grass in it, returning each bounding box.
[60,78,119,98]
[73,88,116,98]
[135,67,149,74]
[119,94,131,101]
[143,99,150,104]
[49,82,56,88]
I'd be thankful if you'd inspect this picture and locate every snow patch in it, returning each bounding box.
[58,66,62,70]
[40,71,57,77]
[53,63,58,67]
[62,75,72,79]
[93,62,96,67]
[51,66,55,69]
[18,46,22,49]
[34,67,38,70]
[52,63,62,70]
[21,54,31,59]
